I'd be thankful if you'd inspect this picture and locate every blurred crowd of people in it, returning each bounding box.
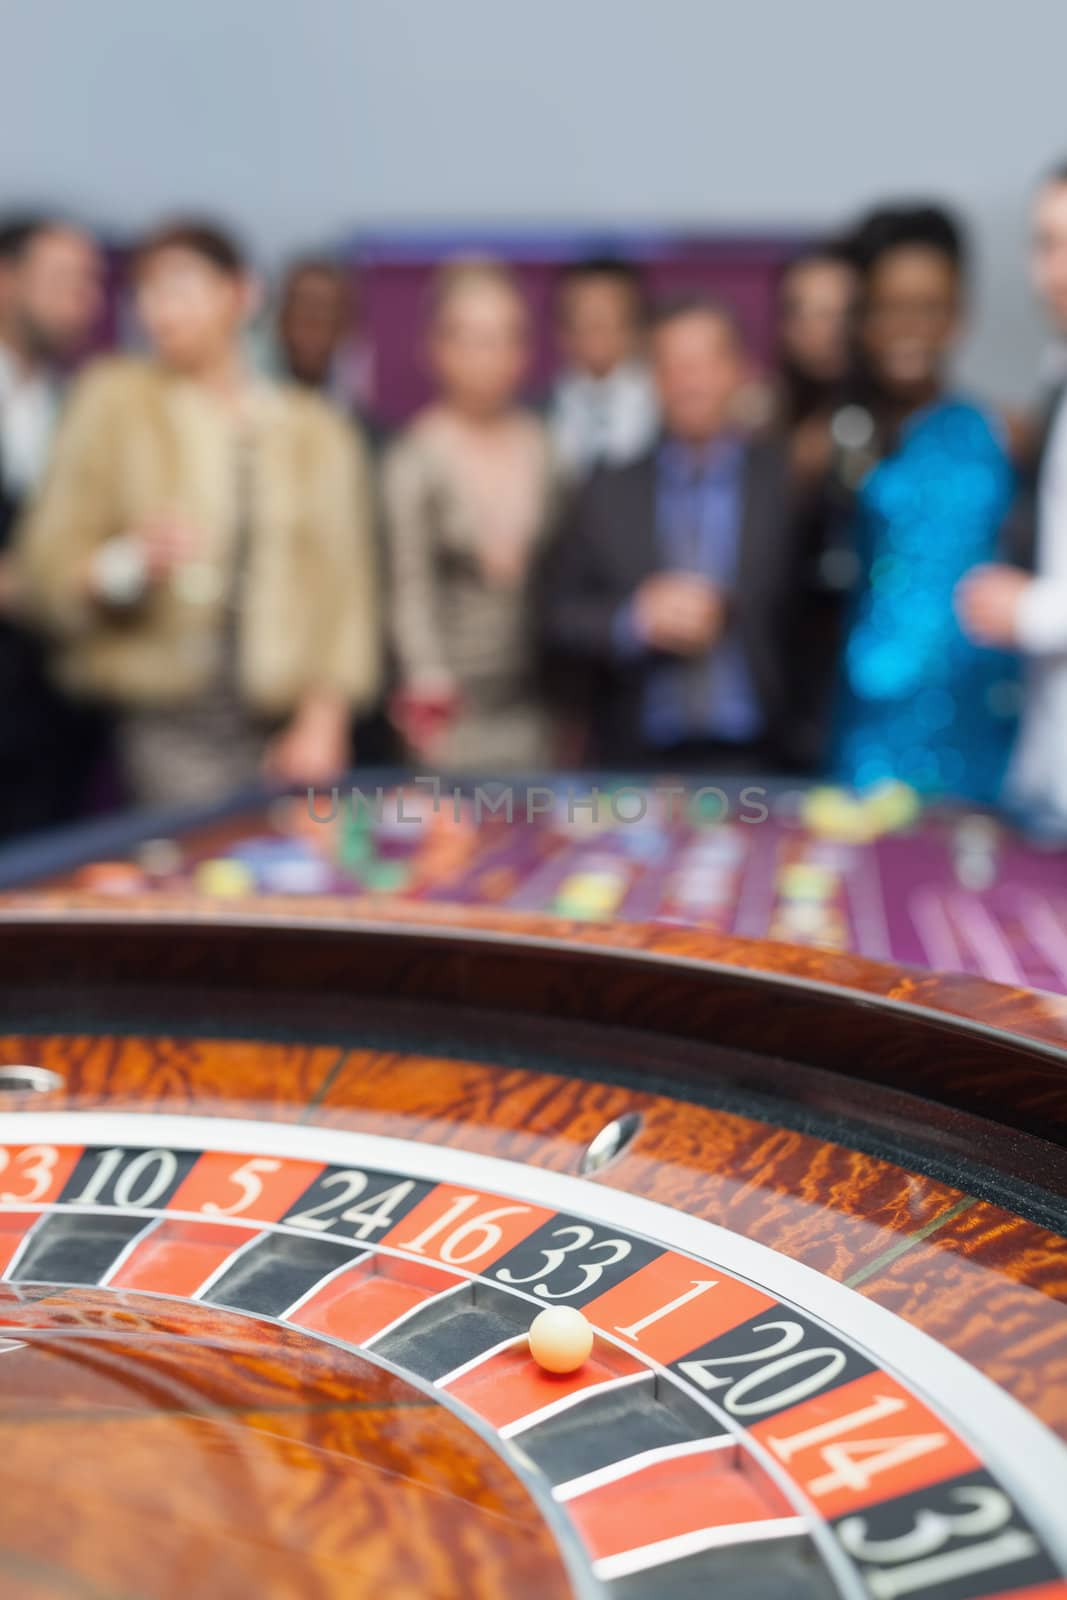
[2,166,1067,841]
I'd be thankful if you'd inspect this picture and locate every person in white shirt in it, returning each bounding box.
[957,165,1067,833]
[0,214,103,837]
[548,258,658,479]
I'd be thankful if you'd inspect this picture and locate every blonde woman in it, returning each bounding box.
[384,260,561,770]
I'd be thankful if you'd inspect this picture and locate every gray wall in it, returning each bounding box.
[1,0,1062,399]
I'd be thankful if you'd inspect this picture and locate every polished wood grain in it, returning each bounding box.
[0,1031,346,1121]
[0,1285,573,1600]
[7,889,1067,1050]
[851,1207,1067,1435]
[2,895,1066,1167]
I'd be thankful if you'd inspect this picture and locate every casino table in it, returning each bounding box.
[3,771,1066,991]
[0,768,1062,1593]
[0,774,1065,1598]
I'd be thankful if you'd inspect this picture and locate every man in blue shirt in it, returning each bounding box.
[540,294,797,770]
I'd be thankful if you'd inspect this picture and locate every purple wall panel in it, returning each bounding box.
[349,230,807,425]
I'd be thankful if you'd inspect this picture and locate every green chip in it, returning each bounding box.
[364,860,411,893]
[339,812,373,868]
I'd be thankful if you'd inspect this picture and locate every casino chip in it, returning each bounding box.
[72,861,146,894]
[136,838,183,878]
[194,858,256,897]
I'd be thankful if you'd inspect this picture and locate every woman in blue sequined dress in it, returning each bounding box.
[830,207,1019,805]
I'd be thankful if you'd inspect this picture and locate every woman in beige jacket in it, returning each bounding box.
[383,260,561,771]
[17,220,380,808]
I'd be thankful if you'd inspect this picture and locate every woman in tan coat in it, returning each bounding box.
[17,220,380,808]
[384,260,561,771]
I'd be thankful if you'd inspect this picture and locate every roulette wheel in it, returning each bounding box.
[0,896,1064,1598]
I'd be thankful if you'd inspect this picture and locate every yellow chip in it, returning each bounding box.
[194,858,256,898]
[777,863,838,900]
[801,786,848,825]
[862,780,922,833]
[557,873,623,907]
[802,787,873,841]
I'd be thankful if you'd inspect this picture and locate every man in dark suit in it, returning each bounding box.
[540,293,798,771]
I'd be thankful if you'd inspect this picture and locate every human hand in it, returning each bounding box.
[388,676,461,759]
[134,516,202,583]
[263,693,350,787]
[632,572,726,656]
[955,564,1031,649]
[86,518,203,606]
